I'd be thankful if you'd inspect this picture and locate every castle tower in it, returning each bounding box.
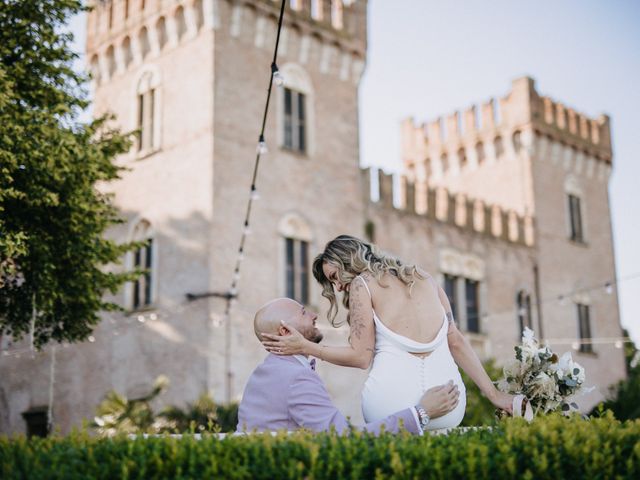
[0,0,369,434]
[399,77,625,406]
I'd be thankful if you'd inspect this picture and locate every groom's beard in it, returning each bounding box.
[302,326,323,344]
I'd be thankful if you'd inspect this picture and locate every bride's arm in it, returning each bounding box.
[437,286,513,413]
[262,276,375,370]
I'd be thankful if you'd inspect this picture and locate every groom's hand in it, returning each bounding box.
[419,381,459,419]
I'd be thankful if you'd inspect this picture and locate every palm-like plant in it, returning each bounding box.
[92,375,169,436]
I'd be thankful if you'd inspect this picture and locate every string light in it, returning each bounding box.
[605,282,613,295]
[250,185,260,201]
[271,62,285,87]
[243,221,252,235]
[256,135,268,155]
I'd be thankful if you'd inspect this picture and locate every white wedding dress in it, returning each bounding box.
[358,277,467,430]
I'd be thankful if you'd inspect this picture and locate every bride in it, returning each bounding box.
[262,235,514,429]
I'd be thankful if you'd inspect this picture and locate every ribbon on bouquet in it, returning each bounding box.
[512,394,534,422]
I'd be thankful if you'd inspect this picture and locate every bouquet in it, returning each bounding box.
[497,327,591,415]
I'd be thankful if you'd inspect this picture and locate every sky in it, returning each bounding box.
[69,1,640,342]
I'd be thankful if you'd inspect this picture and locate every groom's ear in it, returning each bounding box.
[278,324,290,336]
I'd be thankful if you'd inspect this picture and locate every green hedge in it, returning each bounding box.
[2,413,639,479]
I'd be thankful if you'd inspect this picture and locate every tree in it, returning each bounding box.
[0,0,135,347]
[591,330,640,420]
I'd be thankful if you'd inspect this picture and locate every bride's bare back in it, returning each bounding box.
[363,271,445,355]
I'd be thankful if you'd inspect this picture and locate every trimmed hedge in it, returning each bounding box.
[2,413,639,479]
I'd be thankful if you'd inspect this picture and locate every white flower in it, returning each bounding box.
[522,327,537,348]
[557,351,574,374]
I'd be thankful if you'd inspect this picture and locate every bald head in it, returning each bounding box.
[254,298,301,340]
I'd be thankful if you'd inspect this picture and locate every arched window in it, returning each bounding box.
[279,63,315,155]
[89,54,101,84]
[130,220,155,310]
[105,45,116,77]
[138,27,150,59]
[122,36,133,68]
[494,136,504,159]
[278,213,313,305]
[458,147,467,169]
[175,6,187,40]
[516,290,532,336]
[513,130,523,153]
[565,176,585,243]
[136,70,161,153]
[156,17,168,50]
[475,141,485,165]
[331,0,344,29]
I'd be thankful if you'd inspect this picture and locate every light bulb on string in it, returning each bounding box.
[88,335,96,343]
[271,62,285,87]
[614,340,623,349]
[250,185,260,201]
[558,295,567,306]
[604,282,613,295]
[256,135,268,155]
[243,221,252,235]
[149,313,158,321]
[571,341,579,351]
[137,314,146,323]
[233,269,241,282]
[18,164,26,170]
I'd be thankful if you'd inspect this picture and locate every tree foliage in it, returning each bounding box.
[0,0,135,347]
[591,330,640,420]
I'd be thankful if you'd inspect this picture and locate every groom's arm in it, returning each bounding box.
[287,370,421,435]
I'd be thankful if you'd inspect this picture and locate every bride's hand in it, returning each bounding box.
[261,322,310,355]
[490,390,514,415]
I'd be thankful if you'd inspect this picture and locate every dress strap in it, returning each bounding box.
[355,275,372,299]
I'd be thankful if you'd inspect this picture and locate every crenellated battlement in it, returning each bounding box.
[87,0,366,86]
[402,76,612,179]
[363,168,535,247]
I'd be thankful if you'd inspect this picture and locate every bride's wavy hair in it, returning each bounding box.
[312,235,423,326]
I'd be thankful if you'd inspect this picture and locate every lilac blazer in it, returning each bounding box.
[237,354,420,435]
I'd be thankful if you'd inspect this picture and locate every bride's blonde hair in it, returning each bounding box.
[312,235,423,326]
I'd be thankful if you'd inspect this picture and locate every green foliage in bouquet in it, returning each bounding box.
[592,332,640,420]
[92,376,239,436]
[2,413,639,479]
[498,328,587,415]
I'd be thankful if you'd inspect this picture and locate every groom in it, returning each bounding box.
[237,298,460,434]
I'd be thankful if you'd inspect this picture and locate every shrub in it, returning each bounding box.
[1,413,638,479]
